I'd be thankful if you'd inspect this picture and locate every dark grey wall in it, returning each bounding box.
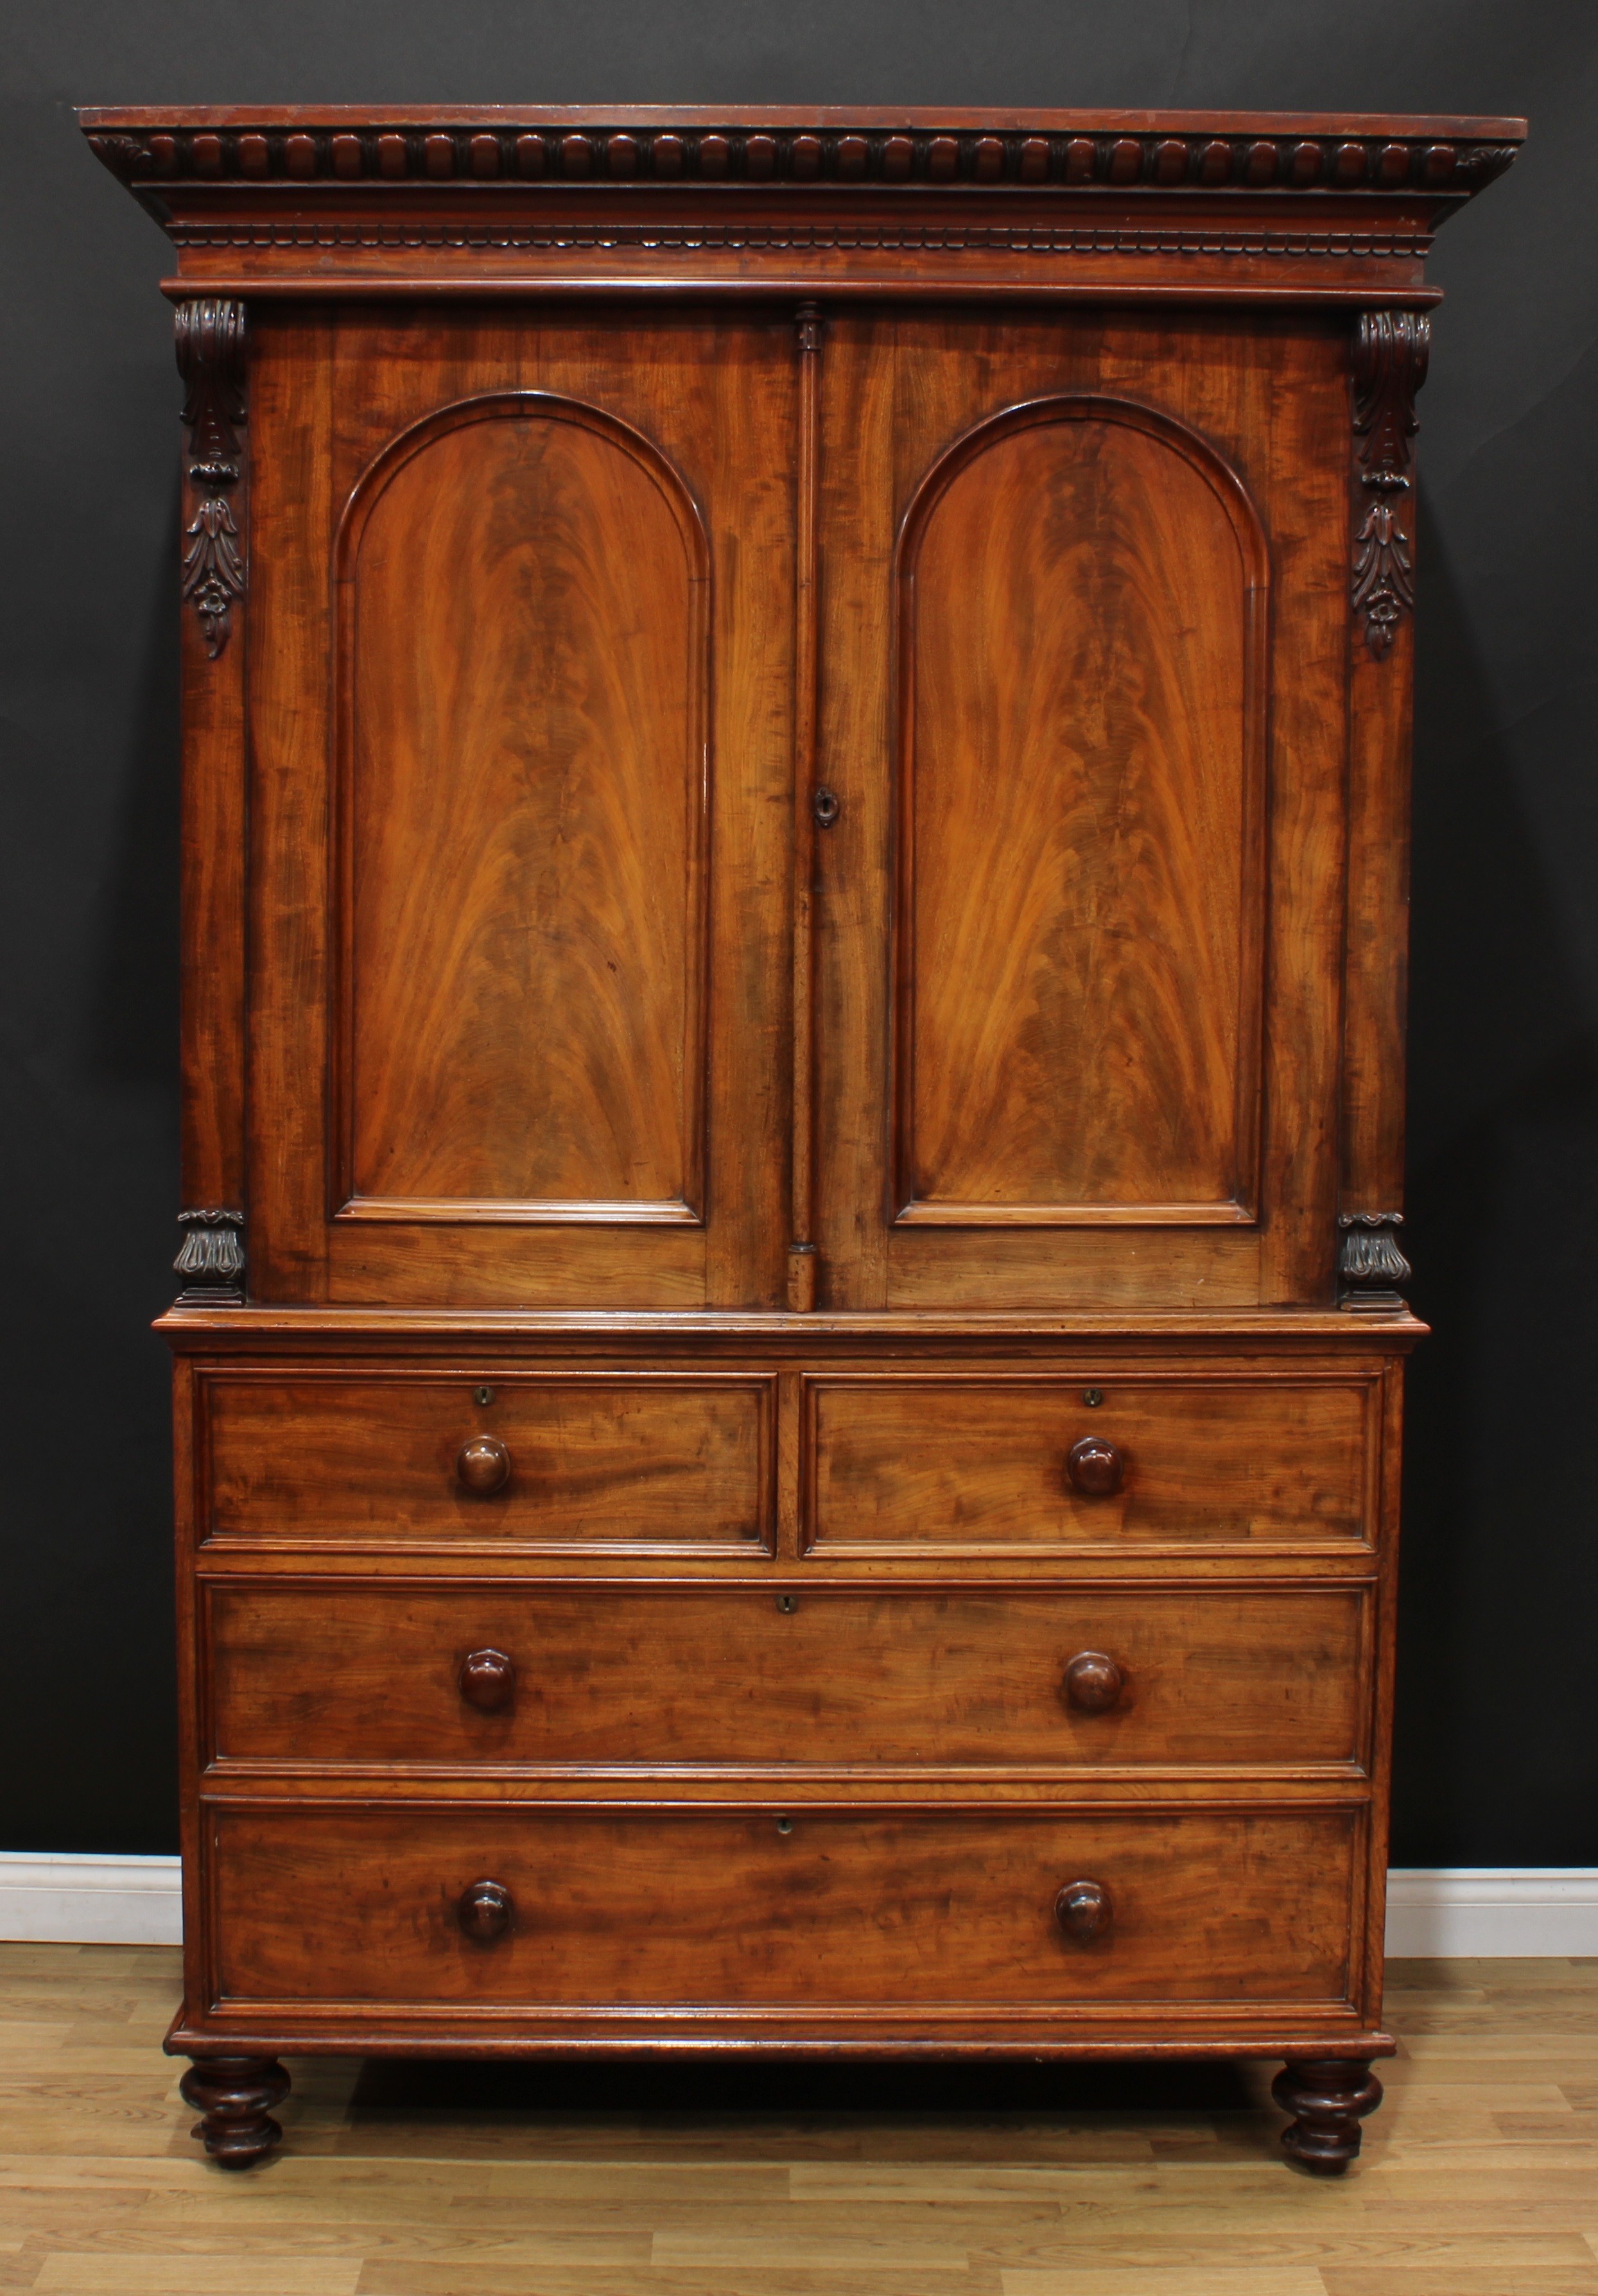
[2,2,1592,1860]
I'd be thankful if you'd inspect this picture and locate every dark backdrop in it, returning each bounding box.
[3,1,1592,1861]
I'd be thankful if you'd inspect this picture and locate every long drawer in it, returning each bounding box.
[806,1374,1375,1549]
[204,1582,1367,1770]
[200,1372,775,1549]
[206,1803,1360,2008]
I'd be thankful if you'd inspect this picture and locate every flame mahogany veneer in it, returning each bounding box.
[81,101,1522,2173]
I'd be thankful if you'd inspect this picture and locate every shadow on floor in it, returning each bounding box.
[351,2053,1259,2119]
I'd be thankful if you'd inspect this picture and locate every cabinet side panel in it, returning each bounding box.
[247,308,338,1302]
[1342,588,1414,1220]
[172,1358,210,2023]
[1251,319,1351,1305]
[178,335,248,1229]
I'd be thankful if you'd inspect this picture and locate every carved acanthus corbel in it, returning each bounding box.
[1337,1211,1410,1309]
[174,1209,245,1304]
[175,298,248,658]
[1351,310,1430,659]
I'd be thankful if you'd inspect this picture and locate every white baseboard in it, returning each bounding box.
[0,1854,182,1945]
[3,1855,1597,1957]
[1384,1867,1598,1957]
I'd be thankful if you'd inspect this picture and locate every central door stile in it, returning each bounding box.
[788,301,824,1313]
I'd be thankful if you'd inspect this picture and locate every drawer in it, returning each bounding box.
[200,1372,775,1549]
[207,1803,1360,2009]
[205,1583,1367,1770]
[806,1376,1374,1549]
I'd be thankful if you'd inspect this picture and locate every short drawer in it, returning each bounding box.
[200,1372,775,1549]
[806,1375,1374,1549]
[204,1583,1367,1770]
[206,1802,1360,2010]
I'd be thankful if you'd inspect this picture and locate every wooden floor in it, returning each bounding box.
[0,1948,1594,2293]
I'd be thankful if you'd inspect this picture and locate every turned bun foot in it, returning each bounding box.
[1271,2057,1383,2173]
[179,2055,290,2167]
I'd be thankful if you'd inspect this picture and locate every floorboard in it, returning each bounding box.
[0,1949,1592,2293]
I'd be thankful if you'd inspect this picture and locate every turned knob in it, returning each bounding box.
[1063,1651,1125,1713]
[459,1648,515,1711]
[457,1435,511,1495]
[458,1879,513,1941]
[1055,1878,1113,1942]
[1066,1435,1124,1496]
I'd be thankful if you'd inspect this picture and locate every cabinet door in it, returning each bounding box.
[246,309,794,1307]
[815,312,1350,1310]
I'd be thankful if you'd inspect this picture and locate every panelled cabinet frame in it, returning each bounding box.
[82,104,1520,2174]
[82,103,1524,1304]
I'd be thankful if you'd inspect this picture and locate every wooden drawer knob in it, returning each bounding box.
[1055,1878,1113,1942]
[457,1435,511,1495]
[1063,1651,1125,1713]
[459,1648,514,1711]
[458,1879,513,1941]
[1066,1436,1124,1496]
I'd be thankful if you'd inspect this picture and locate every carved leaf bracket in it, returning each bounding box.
[1337,1211,1411,1309]
[174,1208,246,1304]
[1351,309,1430,659]
[175,298,248,658]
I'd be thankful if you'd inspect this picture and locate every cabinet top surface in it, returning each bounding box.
[79,103,1522,196]
[79,105,1525,136]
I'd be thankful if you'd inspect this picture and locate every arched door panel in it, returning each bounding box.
[334,392,709,1227]
[894,395,1269,1228]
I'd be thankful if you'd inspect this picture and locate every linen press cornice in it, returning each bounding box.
[78,105,1524,304]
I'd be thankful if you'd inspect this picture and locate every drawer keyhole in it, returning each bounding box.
[776,1594,797,1614]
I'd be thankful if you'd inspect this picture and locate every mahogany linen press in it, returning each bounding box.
[80,103,1522,2170]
